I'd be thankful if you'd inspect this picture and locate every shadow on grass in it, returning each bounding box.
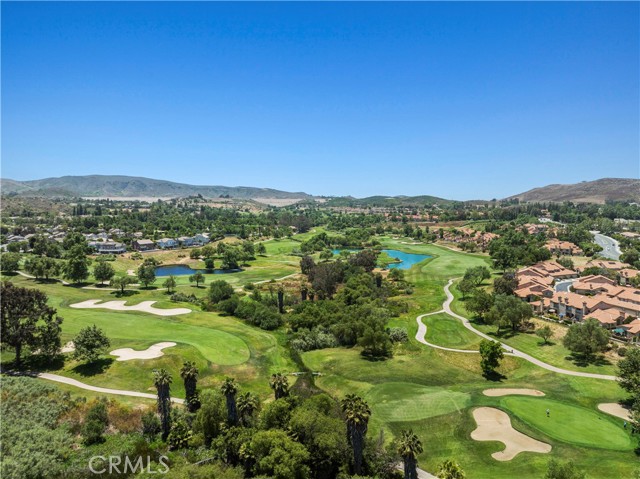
[66,282,92,288]
[537,340,556,347]
[565,353,612,368]
[72,358,114,377]
[111,290,140,298]
[482,370,506,382]
[1,353,65,374]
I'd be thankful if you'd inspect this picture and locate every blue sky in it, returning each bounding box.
[2,2,638,200]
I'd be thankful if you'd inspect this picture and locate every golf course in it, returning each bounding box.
[2,236,637,478]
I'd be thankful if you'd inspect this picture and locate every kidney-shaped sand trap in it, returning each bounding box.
[110,342,177,361]
[70,299,191,316]
[598,403,631,421]
[471,407,552,461]
[483,388,545,397]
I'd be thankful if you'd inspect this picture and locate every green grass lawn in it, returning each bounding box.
[501,396,634,451]
[423,312,482,350]
[3,274,296,400]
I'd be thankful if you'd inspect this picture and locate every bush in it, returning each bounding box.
[170,292,199,304]
[82,419,106,445]
[141,411,162,440]
[388,327,409,343]
[617,347,627,357]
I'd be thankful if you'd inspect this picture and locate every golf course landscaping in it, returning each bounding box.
[2,235,638,478]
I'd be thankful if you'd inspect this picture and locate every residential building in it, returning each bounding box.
[156,238,178,249]
[545,239,583,256]
[133,239,156,251]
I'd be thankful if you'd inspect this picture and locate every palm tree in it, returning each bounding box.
[269,373,289,400]
[437,459,466,479]
[180,361,200,412]
[153,369,172,441]
[397,429,423,479]
[341,394,371,475]
[237,391,259,426]
[220,377,239,426]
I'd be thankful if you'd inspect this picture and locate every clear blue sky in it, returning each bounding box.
[2,2,638,200]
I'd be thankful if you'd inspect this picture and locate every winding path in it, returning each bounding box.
[36,372,185,404]
[416,279,618,381]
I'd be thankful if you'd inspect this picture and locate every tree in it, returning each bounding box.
[544,459,586,479]
[457,278,476,299]
[111,275,134,294]
[269,373,290,400]
[563,319,610,359]
[63,245,90,283]
[221,377,239,426]
[341,394,371,475]
[180,361,200,413]
[485,294,532,333]
[249,429,311,479]
[479,339,504,377]
[536,325,553,345]
[237,391,260,427]
[397,429,423,479]
[493,272,519,296]
[189,271,205,288]
[194,389,226,447]
[491,244,518,271]
[137,263,156,288]
[72,325,110,363]
[1,282,63,367]
[466,289,494,318]
[437,459,466,479]
[153,369,172,441]
[163,275,177,293]
[256,243,267,255]
[300,255,316,276]
[93,261,115,285]
[320,249,333,261]
[618,347,640,398]
[358,327,393,359]
[221,248,241,270]
[0,252,21,273]
[463,266,491,287]
[24,256,60,280]
[209,280,234,303]
[83,401,109,445]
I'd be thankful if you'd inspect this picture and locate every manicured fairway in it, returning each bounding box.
[60,308,250,365]
[501,397,634,451]
[365,382,471,422]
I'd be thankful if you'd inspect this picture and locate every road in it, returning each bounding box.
[591,231,622,260]
[416,279,618,381]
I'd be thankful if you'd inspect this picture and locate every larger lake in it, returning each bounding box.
[155,265,242,277]
[333,249,431,270]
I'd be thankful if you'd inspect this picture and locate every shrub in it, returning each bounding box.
[617,347,628,357]
[141,411,162,440]
[388,327,409,343]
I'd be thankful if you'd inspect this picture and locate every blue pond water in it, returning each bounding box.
[332,249,431,270]
[155,264,241,277]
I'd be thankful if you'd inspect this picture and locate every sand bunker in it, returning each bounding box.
[471,407,551,461]
[110,342,177,361]
[483,388,545,397]
[598,403,631,421]
[70,299,191,316]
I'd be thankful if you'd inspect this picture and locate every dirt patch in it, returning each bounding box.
[471,407,552,461]
[70,299,191,316]
[110,342,177,361]
[598,403,631,421]
[483,388,545,397]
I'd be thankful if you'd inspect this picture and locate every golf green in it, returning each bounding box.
[501,397,634,451]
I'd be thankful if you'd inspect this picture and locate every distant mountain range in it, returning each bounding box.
[504,178,640,204]
[0,175,311,200]
[1,175,637,205]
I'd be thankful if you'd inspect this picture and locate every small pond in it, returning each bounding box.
[332,249,431,270]
[155,264,242,277]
